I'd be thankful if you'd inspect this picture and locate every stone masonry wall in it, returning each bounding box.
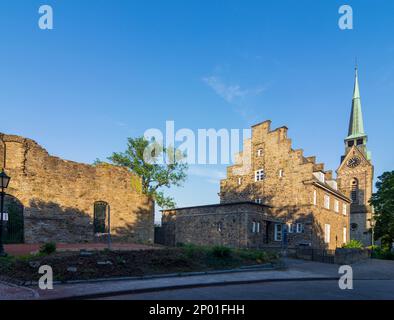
[220,120,350,250]
[161,203,276,249]
[337,146,374,246]
[0,133,154,244]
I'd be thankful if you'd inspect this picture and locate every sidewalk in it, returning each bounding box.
[30,267,336,300]
[0,282,39,300]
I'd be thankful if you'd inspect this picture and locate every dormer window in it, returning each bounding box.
[348,140,354,147]
[313,171,325,184]
[357,139,363,145]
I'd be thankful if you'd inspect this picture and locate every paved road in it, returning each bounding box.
[99,279,394,300]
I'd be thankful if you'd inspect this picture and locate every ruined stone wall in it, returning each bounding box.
[220,121,350,249]
[0,133,154,244]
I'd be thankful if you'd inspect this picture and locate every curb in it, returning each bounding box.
[56,276,340,300]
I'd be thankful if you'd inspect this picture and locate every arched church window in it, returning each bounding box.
[351,179,359,203]
[94,201,108,233]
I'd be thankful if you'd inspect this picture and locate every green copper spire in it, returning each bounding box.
[347,66,365,139]
[343,65,371,161]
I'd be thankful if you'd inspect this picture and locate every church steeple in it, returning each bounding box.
[347,66,365,139]
[344,66,371,160]
[337,65,374,247]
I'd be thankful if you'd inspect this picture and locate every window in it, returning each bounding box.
[351,178,359,203]
[255,169,266,182]
[252,221,256,233]
[255,198,262,204]
[343,227,347,244]
[313,171,325,183]
[278,169,284,178]
[342,204,347,216]
[351,223,358,231]
[287,223,294,233]
[348,140,354,147]
[313,190,317,206]
[257,149,263,157]
[357,139,363,146]
[324,224,331,244]
[274,224,283,241]
[324,194,330,209]
[217,222,223,232]
[257,222,261,233]
[94,201,108,234]
[334,199,339,213]
[296,223,304,233]
[238,177,242,185]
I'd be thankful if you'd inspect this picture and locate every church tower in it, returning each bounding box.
[337,66,374,246]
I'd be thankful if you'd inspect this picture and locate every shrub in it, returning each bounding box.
[179,243,208,258]
[39,242,56,255]
[211,246,232,258]
[371,246,394,260]
[342,240,363,249]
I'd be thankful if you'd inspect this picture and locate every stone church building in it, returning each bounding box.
[161,67,373,249]
[0,134,154,244]
[337,67,374,246]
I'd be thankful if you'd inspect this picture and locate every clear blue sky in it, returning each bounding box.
[1,1,393,222]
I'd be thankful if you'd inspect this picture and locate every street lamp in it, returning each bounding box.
[0,169,11,257]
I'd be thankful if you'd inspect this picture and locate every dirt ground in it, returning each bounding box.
[4,242,159,256]
[0,247,276,284]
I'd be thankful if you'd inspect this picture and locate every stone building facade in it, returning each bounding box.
[0,134,154,244]
[159,120,351,250]
[160,202,281,249]
[219,121,351,250]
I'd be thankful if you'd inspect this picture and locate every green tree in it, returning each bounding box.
[370,171,394,249]
[97,137,187,209]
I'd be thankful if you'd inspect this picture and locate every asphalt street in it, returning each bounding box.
[98,279,394,300]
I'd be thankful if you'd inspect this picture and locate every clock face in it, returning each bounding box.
[347,157,361,168]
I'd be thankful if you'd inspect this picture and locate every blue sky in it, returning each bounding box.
[1,1,393,222]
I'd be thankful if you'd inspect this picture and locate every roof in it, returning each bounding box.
[307,179,351,203]
[346,67,366,140]
[161,201,272,212]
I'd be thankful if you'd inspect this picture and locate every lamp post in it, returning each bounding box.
[0,169,11,257]
[369,211,375,247]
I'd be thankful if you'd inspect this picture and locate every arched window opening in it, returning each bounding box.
[94,201,108,234]
[351,178,358,203]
